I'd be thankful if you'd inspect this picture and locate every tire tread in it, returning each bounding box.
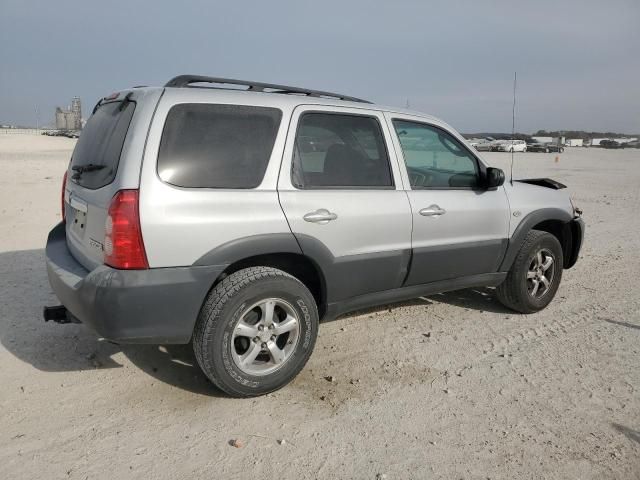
[496,230,562,314]
[193,266,309,397]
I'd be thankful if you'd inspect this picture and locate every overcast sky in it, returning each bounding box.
[1,0,638,133]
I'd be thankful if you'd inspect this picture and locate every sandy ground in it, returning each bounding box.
[0,133,639,479]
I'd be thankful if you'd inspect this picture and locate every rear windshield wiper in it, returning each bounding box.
[72,163,106,173]
[71,163,106,180]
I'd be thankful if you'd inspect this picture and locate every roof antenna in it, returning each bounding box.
[510,72,517,185]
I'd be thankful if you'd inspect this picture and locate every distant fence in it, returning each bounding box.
[0,128,52,135]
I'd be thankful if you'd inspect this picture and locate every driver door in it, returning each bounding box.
[385,113,510,285]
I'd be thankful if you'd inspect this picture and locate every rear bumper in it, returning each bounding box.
[45,223,224,344]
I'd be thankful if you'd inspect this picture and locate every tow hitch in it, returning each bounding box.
[43,305,79,324]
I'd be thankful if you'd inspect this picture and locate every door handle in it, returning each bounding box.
[303,209,338,224]
[419,204,446,217]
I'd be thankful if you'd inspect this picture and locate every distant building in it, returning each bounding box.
[55,97,82,130]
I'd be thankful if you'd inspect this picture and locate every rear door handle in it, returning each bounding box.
[303,209,338,224]
[419,204,446,217]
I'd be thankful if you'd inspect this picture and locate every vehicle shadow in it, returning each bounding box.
[1,248,510,397]
[612,423,640,445]
[0,248,223,397]
[601,318,640,331]
[335,286,513,319]
[430,287,514,314]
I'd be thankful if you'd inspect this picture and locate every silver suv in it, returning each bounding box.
[44,75,584,397]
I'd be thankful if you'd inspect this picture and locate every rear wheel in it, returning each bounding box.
[193,267,318,397]
[496,230,563,313]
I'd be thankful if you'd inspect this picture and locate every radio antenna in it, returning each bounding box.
[510,72,517,185]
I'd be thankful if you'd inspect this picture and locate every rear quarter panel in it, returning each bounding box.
[138,89,295,267]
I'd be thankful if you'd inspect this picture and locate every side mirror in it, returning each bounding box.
[486,167,505,188]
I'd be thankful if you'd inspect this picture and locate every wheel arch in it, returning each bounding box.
[193,234,328,317]
[499,208,573,271]
[217,253,327,317]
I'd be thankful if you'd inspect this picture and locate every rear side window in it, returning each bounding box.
[292,113,393,189]
[158,104,282,189]
[70,100,136,189]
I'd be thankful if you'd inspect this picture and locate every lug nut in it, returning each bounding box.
[258,325,264,331]
[253,337,260,343]
[271,335,276,341]
[268,324,274,330]
[261,342,267,348]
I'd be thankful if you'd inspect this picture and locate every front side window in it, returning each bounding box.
[158,103,282,189]
[292,113,393,188]
[393,120,479,189]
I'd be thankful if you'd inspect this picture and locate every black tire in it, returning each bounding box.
[193,267,318,397]
[496,230,563,314]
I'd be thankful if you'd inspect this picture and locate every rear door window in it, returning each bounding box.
[292,113,393,189]
[70,100,136,189]
[157,103,282,189]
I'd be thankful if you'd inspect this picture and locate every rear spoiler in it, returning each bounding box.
[516,178,566,190]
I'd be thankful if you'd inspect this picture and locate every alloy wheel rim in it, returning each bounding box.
[527,249,555,299]
[231,298,300,376]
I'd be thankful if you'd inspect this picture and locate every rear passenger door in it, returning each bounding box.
[386,114,510,285]
[278,105,412,304]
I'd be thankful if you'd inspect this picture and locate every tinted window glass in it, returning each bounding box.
[70,100,135,189]
[158,104,282,189]
[393,120,479,188]
[292,113,393,188]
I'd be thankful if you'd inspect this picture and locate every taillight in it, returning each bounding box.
[61,170,68,222]
[104,190,149,269]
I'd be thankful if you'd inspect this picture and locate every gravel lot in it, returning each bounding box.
[1,133,638,479]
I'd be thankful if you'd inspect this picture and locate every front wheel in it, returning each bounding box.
[496,230,563,313]
[193,267,319,397]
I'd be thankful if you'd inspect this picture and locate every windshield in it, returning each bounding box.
[70,100,136,189]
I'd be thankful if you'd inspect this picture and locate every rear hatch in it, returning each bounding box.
[64,95,137,270]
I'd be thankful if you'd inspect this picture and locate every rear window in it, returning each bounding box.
[70,100,136,189]
[157,103,282,189]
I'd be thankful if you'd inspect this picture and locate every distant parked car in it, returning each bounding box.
[527,143,564,153]
[621,141,640,149]
[546,144,565,153]
[493,140,527,152]
[474,141,495,152]
[600,140,621,149]
[527,143,550,153]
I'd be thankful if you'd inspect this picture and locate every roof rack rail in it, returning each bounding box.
[164,75,371,104]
